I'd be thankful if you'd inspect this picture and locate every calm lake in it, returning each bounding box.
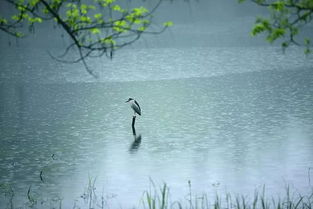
[0,46,313,208]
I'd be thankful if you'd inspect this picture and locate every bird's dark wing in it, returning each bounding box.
[134,100,141,115]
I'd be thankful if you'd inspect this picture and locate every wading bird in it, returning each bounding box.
[125,98,141,116]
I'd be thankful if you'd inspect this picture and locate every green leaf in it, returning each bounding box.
[81,4,87,10]
[113,5,122,11]
[28,17,42,23]
[138,26,146,31]
[114,20,126,27]
[251,23,265,36]
[90,28,101,34]
[80,16,91,23]
[163,21,173,27]
[133,19,142,24]
[304,48,311,54]
[42,8,49,14]
[266,28,285,43]
[11,15,20,21]
[113,27,125,32]
[132,7,148,16]
[94,13,102,19]
[22,13,29,19]
[290,27,298,36]
[105,0,115,5]
[0,18,8,24]
[304,38,311,45]
[52,0,61,4]
[100,37,115,45]
[30,0,39,7]
[113,20,129,32]
[80,4,88,14]
[251,18,271,36]
[17,5,26,11]
[270,1,285,11]
[142,19,150,24]
[281,41,289,48]
[15,32,24,37]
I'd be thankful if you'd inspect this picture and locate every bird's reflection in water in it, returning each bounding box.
[129,117,142,153]
[129,134,142,153]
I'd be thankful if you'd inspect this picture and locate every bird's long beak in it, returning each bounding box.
[125,100,129,103]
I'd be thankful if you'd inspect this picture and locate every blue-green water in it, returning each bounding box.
[0,46,313,208]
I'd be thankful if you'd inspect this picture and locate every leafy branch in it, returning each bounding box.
[239,0,313,54]
[0,0,173,77]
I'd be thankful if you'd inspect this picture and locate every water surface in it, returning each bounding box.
[0,46,313,208]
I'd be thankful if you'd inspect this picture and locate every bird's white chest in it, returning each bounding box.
[129,100,141,115]
[130,101,137,109]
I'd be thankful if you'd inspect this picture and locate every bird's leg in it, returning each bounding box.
[132,115,136,133]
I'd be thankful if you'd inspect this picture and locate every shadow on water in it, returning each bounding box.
[129,116,142,153]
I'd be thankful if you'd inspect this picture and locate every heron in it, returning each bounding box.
[125,98,141,116]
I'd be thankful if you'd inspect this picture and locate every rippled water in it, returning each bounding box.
[1,46,312,83]
[0,46,313,208]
